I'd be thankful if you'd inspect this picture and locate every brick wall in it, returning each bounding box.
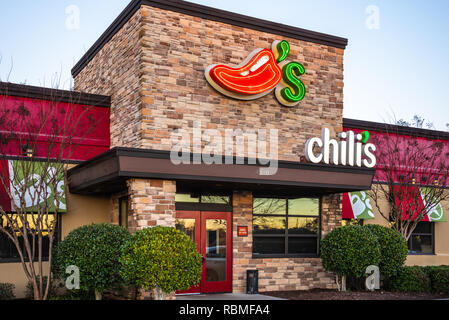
[138,6,344,161]
[126,179,176,234]
[232,191,339,293]
[74,10,143,148]
[73,4,346,294]
[74,5,345,161]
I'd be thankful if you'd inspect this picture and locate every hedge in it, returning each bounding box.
[320,225,382,278]
[0,283,15,300]
[364,224,408,277]
[388,266,431,292]
[52,223,132,298]
[120,226,202,295]
[425,266,449,294]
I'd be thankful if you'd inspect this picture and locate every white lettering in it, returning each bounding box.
[362,143,377,168]
[305,137,323,163]
[305,129,377,168]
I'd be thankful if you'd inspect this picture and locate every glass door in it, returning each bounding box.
[201,211,232,293]
[175,211,232,294]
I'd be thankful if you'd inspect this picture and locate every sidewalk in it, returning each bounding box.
[176,293,286,300]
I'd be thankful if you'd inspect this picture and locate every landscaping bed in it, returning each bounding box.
[264,289,449,300]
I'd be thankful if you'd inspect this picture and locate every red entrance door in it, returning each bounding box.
[175,211,232,294]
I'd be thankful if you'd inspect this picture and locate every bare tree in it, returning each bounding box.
[370,118,449,241]
[0,82,102,300]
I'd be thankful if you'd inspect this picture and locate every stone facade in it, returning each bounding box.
[74,5,345,161]
[73,4,346,295]
[126,179,176,233]
[232,191,339,293]
[74,9,143,148]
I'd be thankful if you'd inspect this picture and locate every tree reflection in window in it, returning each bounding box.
[252,197,320,256]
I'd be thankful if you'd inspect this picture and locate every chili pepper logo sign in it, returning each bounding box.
[205,40,306,107]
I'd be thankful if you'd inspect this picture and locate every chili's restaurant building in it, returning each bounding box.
[0,0,448,298]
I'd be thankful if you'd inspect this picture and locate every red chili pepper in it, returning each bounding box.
[208,49,282,96]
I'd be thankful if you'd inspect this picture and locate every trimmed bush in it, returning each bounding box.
[120,226,202,298]
[52,223,132,299]
[0,283,15,300]
[364,224,408,277]
[388,266,431,292]
[426,266,449,294]
[320,225,382,278]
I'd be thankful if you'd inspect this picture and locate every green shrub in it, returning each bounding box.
[25,276,61,299]
[320,225,382,278]
[364,224,408,277]
[388,266,431,292]
[52,223,132,298]
[0,283,15,300]
[120,226,202,296]
[425,266,449,294]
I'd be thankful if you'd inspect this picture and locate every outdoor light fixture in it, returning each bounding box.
[412,177,416,185]
[434,179,439,186]
[21,143,34,158]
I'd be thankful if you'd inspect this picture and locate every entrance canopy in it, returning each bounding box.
[67,148,376,196]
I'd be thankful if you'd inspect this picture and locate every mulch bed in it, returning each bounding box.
[264,289,449,300]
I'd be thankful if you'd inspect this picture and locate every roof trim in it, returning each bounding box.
[71,0,348,77]
[343,118,449,141]
[67,147,375,195]
[0,82,111,108]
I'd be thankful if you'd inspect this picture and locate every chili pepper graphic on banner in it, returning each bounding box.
[205,40,306,107]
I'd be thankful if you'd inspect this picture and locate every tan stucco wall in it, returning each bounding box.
[0,192,111,298]
[61,193,111,239]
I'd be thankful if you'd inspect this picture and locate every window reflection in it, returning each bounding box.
[288,198,319,216]
[253,198,286,215]
[252,197,320,256]
[175,218,196,242]
[206,219,226,282]
[253,216,286,235]
[288,217,319,234]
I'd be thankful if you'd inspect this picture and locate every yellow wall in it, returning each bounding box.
[0,192,111,298]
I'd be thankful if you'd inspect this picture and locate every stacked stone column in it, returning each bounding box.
[126,178,176,300]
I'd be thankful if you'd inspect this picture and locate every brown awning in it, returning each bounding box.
[67,148,375,196]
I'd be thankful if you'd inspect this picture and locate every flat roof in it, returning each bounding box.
[343,118,449,141]
[72,0,349,77]
[0,82,111,108]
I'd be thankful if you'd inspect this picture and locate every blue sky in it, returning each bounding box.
[0,0,448,130]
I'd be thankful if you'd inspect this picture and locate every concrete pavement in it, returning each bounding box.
[176,293,285,300]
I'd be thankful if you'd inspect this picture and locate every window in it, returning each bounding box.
[175,193,231,205]
[342,219,363,227]
[408,222,434,254]
[252,197,320,257]
[0,214,60,262]
[119,197,128,229]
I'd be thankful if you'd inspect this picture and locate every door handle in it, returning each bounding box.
[202,256,206,264]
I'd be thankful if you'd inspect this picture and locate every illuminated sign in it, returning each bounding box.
[205,40,306,107]
[305,129,376,168]
[237,226,248,237]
